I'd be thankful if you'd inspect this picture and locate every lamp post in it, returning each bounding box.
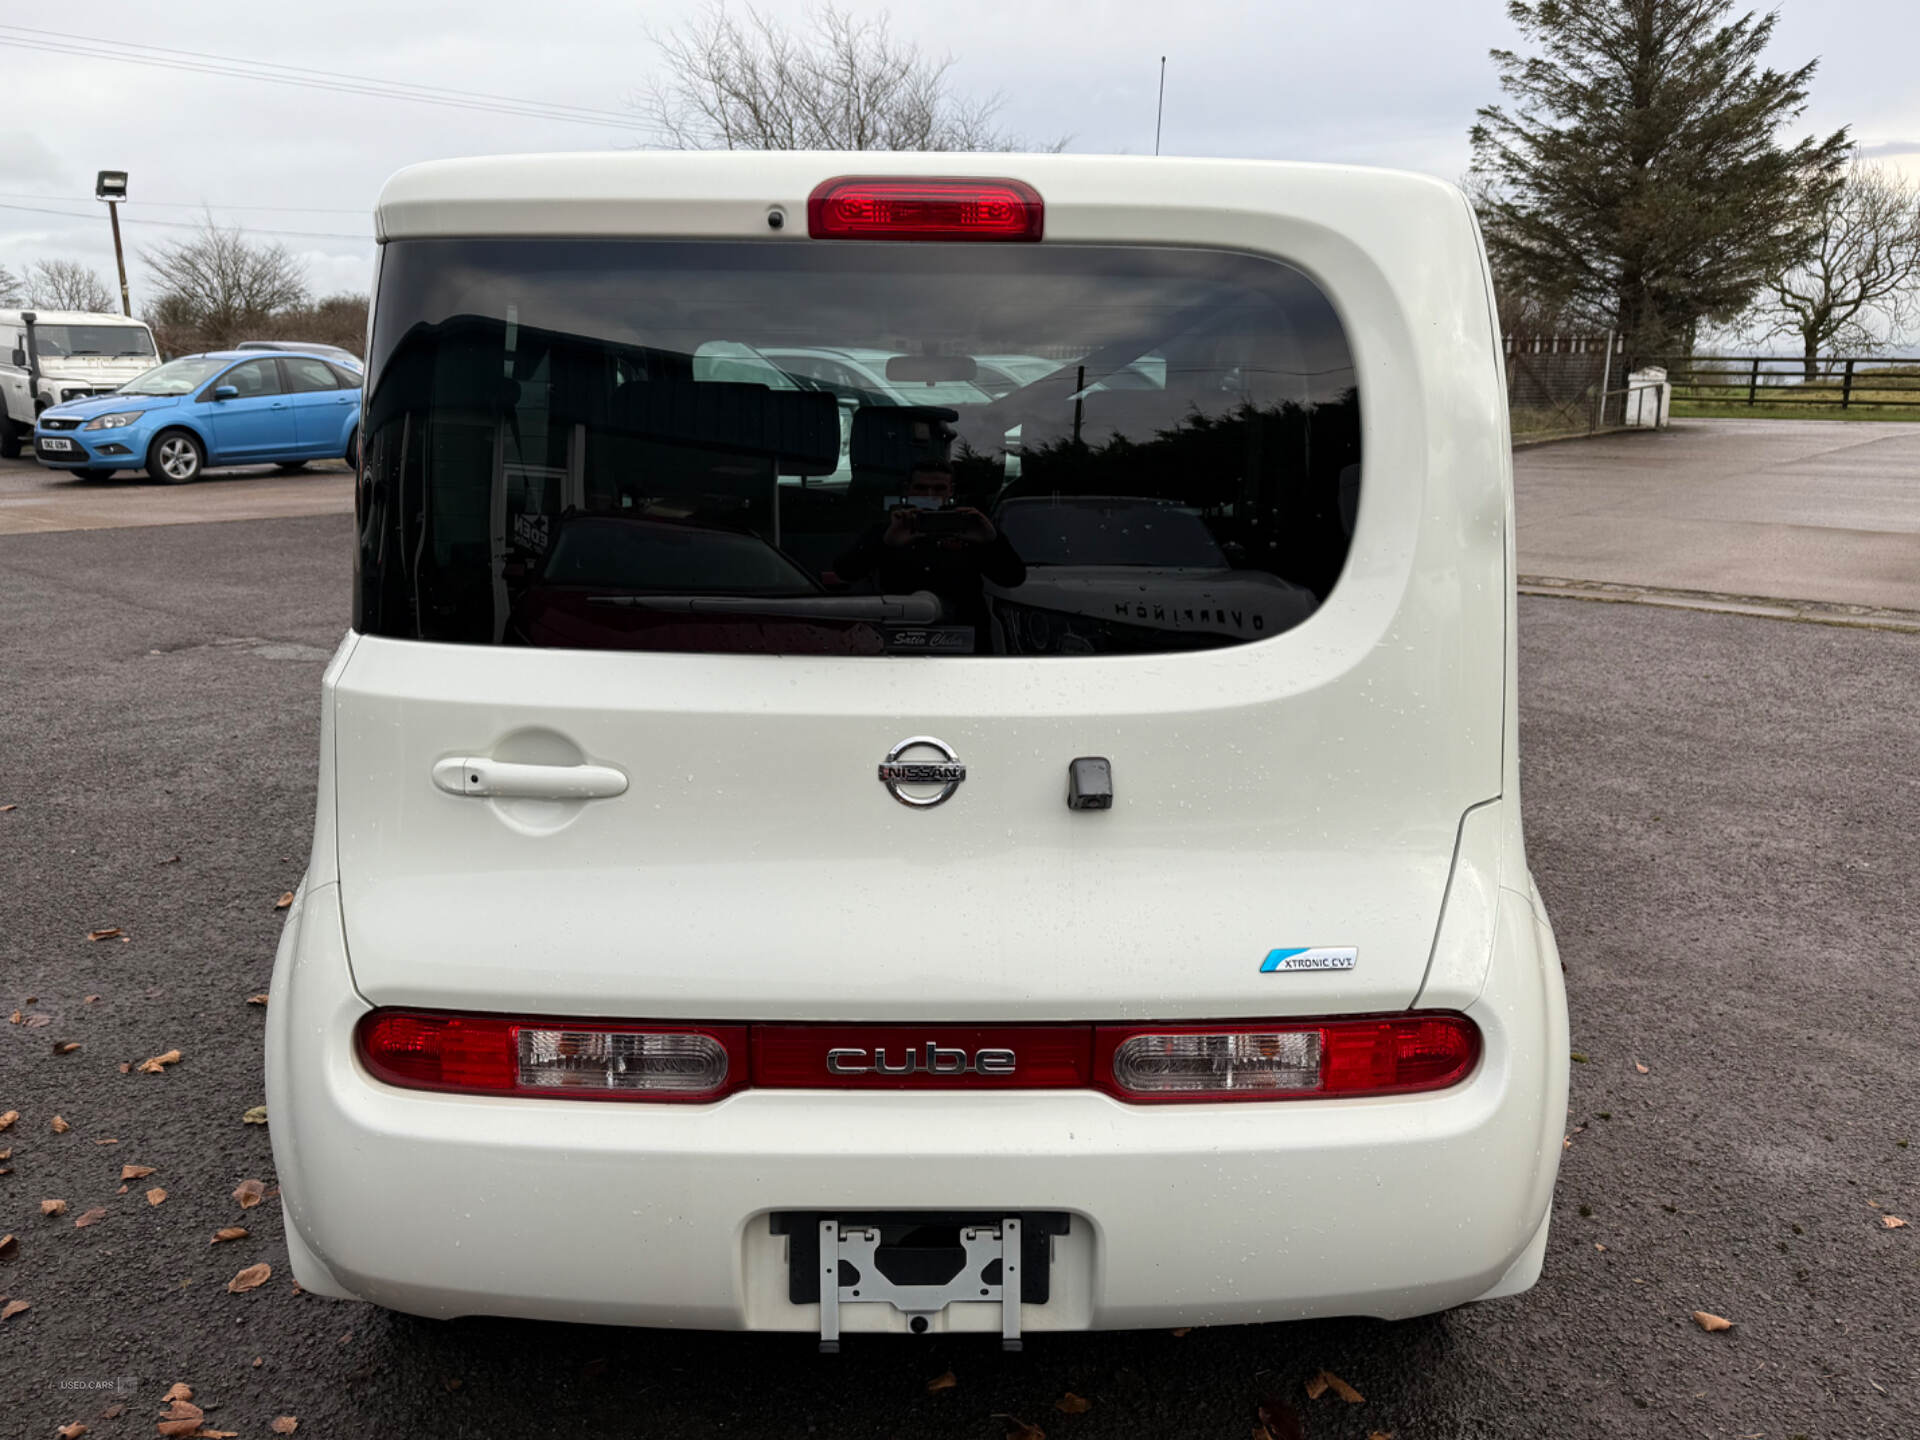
[96,170,131,317]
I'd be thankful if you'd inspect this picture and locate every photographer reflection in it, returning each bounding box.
[832,462,1026,640]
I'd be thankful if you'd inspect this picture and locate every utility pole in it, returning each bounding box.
[1154,57,1166,156]
[96,170,131,317]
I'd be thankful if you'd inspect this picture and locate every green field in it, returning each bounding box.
[1671,400,1920,422]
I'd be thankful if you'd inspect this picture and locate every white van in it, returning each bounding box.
[0,309,161,457]
[268,153,1567,1346]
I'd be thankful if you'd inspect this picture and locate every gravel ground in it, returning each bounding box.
[1,513,1916,1439]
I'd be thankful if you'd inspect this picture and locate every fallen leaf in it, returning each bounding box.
[0,1148,9,1160]
[195,1431,239,1439]
[54,1041,81,1055]
[118,1063,131,1074]
[163,1385,193,1403]
[926,1371,957,1393]
[1000,1419,1045,1440]
[1882,1215,1909,1229]
[242,1106,269,1126]
[93,1138,118,1146]
[211,1227,248,1245]
[252,1358,263,1368]
[86,928,122,942]
[0,1234,15,1260]
[228,1263,272,1293]
[159,854,181,865]
[1,1298,28,1319]
[246,994,269,1007]
[73,1208,107,1229]
[85,995,101,1004]
[1595,1243,1607,1251]
[57,1423,87,1438]
[1054,1393,1092,1414]
[274,892,294,910]
[271,1420,299,1436]
[146,1188,167,1207]
[155,1397,204,1437]
[1255,1393,1306,1440]
[1634,1062,1650,1074]
[25,1013,52,1028]
[122,1164,156,1180]
[41,1199,68,1217]
[1170,1326,1191,1337]
[50,1115,70,1133]
[0,1111,17,1130]
[1369,1433,1396,1440]
[1307,1370,1364,1404]
[136,1049,183,1074]
[1692,1310,1733,1332]
[233,1179,266,1210]
[116,1186,127,1195]
[6,1010,17,1023]
[1570,1051,1589,1063]
[0,802,16,811]
[100,1405,124,1419]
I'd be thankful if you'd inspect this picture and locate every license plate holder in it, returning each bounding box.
[773,1210,1069,1352]
[38,436,75,452]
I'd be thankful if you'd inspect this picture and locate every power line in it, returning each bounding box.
[0,200,371,244]
[0,25,667,135]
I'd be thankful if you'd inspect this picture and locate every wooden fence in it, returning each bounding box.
[1655,355,1920,412]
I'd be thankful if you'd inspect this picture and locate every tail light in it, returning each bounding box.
[356,1011,1476,1104]
[808,177,1043,241]
[356,1012,747,1103]
[1095,1015,1480,1103]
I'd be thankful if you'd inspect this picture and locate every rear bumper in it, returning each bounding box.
[268,882,1567,1332]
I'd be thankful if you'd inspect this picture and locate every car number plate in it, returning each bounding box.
[39,436,75,452]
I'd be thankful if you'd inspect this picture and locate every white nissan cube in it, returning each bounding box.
[267,152,1568,1346]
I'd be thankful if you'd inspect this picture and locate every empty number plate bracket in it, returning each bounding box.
[818,1217,1022,1352]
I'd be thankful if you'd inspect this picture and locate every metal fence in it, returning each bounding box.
[1503,333,1629,437]
[1656,355,1920,412]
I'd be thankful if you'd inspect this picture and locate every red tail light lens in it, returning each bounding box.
[356,1011,747,1103]
[1096,1015,1480,1103]
[355,1011,1475,1104]
[753,1025,1090,1089]
[808,177,1043,241]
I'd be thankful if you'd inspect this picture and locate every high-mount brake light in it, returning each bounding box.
[355,1011,747,1103]
[1095,1015,1480,1103]
[807,177,1043,241]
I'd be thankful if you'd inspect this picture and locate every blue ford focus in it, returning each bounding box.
[33,350,362,483]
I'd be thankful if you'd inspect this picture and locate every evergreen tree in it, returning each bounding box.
[1471,0,1848,359]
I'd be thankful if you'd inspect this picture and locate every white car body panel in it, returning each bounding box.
[271,151,1565,1332]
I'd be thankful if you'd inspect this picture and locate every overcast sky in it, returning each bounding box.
[4,0,1916,316]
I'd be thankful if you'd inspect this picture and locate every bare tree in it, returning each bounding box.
[140,215,310,351]
[638,3,1064,152]
[1748,157,1920,377]
[0,262,23,306]
[25,258,117,312]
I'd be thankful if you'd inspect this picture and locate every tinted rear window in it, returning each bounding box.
[356,239,1359,656]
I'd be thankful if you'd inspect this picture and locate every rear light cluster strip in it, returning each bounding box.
[357,1012,1479,1105]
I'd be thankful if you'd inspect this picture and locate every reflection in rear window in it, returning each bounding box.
[356,239,1360,656]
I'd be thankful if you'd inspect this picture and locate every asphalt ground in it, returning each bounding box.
[1516,418,1920,612]
[3,508,1916,1440]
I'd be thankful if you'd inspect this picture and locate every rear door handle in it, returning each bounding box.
[432,756,629,800]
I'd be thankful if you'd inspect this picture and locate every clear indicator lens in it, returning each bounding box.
[1110,1030,1322,1094]
[517,1029,730,1093]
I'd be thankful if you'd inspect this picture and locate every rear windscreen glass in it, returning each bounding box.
[356,239,1359,657]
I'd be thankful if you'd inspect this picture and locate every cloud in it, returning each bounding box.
[0,130,66,186]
